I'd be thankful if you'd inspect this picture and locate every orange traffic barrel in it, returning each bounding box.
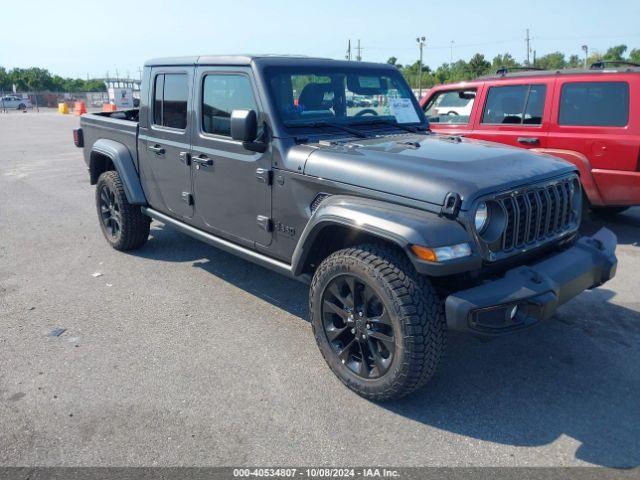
[102,103,117,112]
[74,101,87,115]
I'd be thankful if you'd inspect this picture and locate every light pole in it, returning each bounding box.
[416,36,426,98]
[581,45,589,68]
[450,40,455,64]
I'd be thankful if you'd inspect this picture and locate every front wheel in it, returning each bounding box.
[95,170,150,251]
[309,244,446,401]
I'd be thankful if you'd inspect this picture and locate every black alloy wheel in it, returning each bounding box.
[321,274,396,379]
[99,183,121,241]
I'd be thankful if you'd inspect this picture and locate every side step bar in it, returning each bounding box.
[141,207,299,279]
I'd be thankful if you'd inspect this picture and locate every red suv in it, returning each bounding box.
[420,63,640,215]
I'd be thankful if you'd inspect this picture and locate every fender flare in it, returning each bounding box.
[91,139,147,205]
[532,148,603,206]
[291,195,481,277]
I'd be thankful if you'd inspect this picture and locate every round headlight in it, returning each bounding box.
[475,202,489,233]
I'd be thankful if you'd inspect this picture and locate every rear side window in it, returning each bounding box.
[153,73,188,129]
[424,89,476,125]
[202,74,258,137]
[559,82,629,127]
[482,84,546,125]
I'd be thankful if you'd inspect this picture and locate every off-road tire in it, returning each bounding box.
[309,244,446,401]
[95,170,150,251]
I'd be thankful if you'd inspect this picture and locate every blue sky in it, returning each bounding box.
[1,0,639,78]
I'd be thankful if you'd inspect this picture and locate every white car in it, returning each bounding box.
[1,95,32,110]
[429,91,474,117]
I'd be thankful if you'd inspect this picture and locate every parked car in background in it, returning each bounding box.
[426,90,474,121]
[1,95,32,110]
[420,62,640,216]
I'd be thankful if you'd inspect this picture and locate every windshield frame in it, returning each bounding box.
[261,63,429,136]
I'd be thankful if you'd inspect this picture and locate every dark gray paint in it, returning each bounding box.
[302,135,577,210]
[90,138,147,205]
[291,195,481,276]
[138,66,195,220]
[80,56,589,282]
[189,66,272,247]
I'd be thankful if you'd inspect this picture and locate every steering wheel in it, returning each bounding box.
[355,109,378,117]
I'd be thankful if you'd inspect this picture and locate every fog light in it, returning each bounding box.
[507,304,519,320]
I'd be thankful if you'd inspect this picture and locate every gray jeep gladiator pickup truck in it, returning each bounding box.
[74,55,617,400]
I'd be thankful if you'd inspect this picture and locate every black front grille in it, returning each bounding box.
[495,177,578,253]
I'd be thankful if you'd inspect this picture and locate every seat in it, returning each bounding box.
[298,83,334,119]
[501,96,523,124]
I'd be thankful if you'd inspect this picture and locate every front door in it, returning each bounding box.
[190,67,272,247]
[139,67,194,219]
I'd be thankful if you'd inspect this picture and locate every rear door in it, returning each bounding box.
[470,79,552,149]
[189,66,272,247]
[139,67,194,219]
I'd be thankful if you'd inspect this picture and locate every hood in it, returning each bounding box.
[302,133,576,209]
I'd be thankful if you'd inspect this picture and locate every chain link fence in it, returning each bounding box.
[1,91,112,112]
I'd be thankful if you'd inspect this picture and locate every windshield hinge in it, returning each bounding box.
[441,192,462,218]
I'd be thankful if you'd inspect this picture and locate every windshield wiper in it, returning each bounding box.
[352,118,428,134]
[286,121,369,139]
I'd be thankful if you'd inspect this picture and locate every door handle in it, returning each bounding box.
[192,154,213,166]
[517,137,540,145]
[148,144,165,154]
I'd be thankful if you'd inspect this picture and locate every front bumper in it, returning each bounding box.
[445,228,617,335]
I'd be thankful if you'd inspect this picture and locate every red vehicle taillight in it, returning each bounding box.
[73,128,83,148]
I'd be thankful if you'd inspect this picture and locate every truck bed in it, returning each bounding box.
[80,109,140,169]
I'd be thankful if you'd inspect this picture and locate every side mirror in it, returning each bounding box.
[231,109,258,142]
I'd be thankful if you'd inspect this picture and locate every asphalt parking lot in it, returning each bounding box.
[1,110,639,468]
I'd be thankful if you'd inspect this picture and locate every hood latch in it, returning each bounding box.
[441,192,462,218]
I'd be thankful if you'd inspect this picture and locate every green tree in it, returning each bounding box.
[0,67,9,91]
[567,54,583,68]
[536,52,566,70]
[628,48,640,64]
[467,53,491,77]
[491,53,519,71]
[603,44,627,61]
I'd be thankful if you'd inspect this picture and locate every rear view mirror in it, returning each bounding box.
[458,91,476,100]
[231,109,258,142]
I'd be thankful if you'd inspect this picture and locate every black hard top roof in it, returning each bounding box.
[144,54,396,70]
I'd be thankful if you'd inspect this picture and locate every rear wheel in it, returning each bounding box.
[95,170,150,251]
[309,244,446,401]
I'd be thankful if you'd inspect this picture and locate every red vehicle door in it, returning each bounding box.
[546,75,640,206]
[469,78,553,150]
[423,85,483,137]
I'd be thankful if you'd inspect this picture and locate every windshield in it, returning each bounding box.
[265,66,426,128]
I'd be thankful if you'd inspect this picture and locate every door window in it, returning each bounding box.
[481,84,546,125]
[424,90,476,124]
[559,82,629,127]
[152,73,188,129]
[202,74,258,136]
